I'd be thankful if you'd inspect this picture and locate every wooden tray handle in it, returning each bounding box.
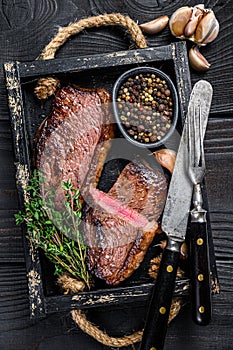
[38,13,147,60]
[35,13,147,99]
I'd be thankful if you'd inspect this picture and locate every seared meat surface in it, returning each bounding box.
[86,161,167,285]
[35,85,114,207]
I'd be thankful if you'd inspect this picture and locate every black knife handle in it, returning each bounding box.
[190,220,212,325]
[139,238,181,350]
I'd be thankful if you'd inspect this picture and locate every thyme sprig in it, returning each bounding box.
[15,170,92,290]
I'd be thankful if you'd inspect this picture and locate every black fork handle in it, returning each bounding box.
[189,220,212,325]
[189,183,212,325]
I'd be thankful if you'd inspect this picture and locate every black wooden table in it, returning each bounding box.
[0,1,233,349]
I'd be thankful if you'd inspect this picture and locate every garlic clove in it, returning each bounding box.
[153,149,176,173]
[189,46,210,72]
[203,19,219,44]
[180,242,188,259]
[139,15,169,34]
[194,10,219,44]
[184,6,203,37]
[169,6,193,37]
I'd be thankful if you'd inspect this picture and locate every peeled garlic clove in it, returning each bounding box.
[184,6,203,37]
[169,6,193,37]
[139,15,169,34]
[153,149,177,173]
[195,10,219,44]
[189,46,210,72]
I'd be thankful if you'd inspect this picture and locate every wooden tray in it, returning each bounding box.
[4,41,219,319]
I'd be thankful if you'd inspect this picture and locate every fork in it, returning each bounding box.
[188,103,212,326]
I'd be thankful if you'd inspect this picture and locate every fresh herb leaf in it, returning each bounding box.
[15,170,92,290]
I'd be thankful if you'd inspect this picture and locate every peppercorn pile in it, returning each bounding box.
[116,72,174,144]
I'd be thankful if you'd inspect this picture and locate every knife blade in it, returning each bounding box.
[187,80,213,326]
[139,81,208,350]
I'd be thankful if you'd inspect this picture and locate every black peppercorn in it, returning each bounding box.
[116,71,174,145]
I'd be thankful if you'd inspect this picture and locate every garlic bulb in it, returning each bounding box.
[169,4,219,45]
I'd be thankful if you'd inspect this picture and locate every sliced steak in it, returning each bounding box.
[86,161,167,285]
[35,85,114,208]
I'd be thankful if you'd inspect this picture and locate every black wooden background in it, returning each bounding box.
[0,1,233,349]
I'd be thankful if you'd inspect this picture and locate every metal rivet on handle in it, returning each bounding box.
[197,238,204,245]
[166,265,173,273]
[159,307,166,314]
[198,274,204,281]
[199,306,205,313]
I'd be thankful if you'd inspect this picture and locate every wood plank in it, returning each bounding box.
[164,292,233,350]
[0,210,25,262]
[0,291,232,349]
[204,118,233,213]
[0,121,19,210]
[0,228,24,262]
[205,118,233,154]
[18,45,173,77]
[0,265,29,332]
[210,211,233,260]
[45,279,190,315]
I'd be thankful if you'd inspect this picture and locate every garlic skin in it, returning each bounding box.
[189,46,210,72]
[154,149,176,173]
[194,10,219,44]
[169,6,192,37]
[184,6,203,37]
[169,4,219,45]
[139,15,169,34]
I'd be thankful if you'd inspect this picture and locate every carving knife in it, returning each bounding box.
[139,80,212,350]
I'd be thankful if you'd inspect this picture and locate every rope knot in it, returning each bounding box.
[34,77,60,100]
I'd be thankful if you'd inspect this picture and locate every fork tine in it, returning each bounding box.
[199,105,206,168]
[193,104,198,166]
[195,102,201,167]
[189,103,199,167]
[187,102,206,185]
[188,105,194,167]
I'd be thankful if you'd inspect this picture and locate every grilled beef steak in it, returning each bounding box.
[35,84,167,286]
[86,161,167,285]
[35,85,114,207]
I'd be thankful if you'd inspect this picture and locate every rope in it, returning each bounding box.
[71,299,181,348]
[39,13,147,60]
[58,260,182,348]
[34,13,147,99]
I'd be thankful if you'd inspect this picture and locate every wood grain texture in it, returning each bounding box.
[0,293,233,349]
[0,0,233,349]
[0,210,24,262]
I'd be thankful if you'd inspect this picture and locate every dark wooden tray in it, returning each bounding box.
[4,41,219,319]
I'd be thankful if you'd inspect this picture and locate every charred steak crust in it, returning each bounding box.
[35,85,112,169]
[35,85,114,207]
[87,162,167,285]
